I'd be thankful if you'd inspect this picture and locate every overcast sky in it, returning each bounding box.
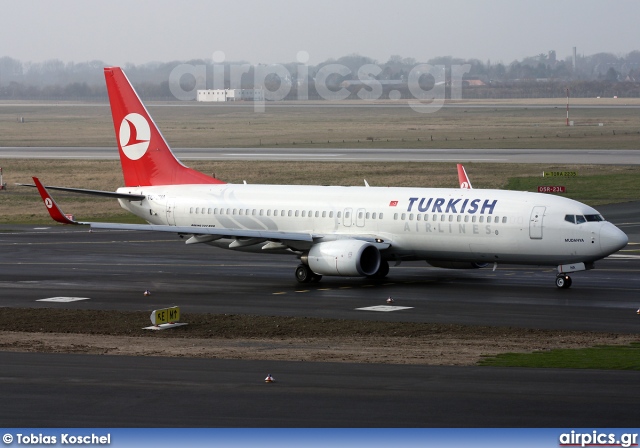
[2,0,639,66]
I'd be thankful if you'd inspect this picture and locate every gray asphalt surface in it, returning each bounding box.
[2,352,640,427]
[1,147,640,164]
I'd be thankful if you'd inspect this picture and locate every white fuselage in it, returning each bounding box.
[117,183,626,266]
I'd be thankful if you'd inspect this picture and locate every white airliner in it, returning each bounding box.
[29,67,628,289]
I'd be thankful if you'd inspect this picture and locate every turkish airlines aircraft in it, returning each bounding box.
[457,164,472,189]
[30,67,628,289]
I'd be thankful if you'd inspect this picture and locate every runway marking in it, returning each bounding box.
[37,297,90,302]
[608,254,640,260]
[225,153,341,157]
[272,292,286,295]
[295,290,309,293]
[356,305,414,312]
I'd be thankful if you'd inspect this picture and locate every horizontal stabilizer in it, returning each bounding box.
[18,183,146,201]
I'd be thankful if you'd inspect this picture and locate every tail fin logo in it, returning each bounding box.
[119,113,150,160]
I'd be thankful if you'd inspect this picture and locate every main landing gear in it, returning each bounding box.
[295,264,322,283]
[555,274,572,289]
[294,259,391,283]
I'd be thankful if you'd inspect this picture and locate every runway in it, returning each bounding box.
[1,146,640,164]
[3,352,640,427]
[0,201,638,426]
[0,224,639,332]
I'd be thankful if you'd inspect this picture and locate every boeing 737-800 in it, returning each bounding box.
[28,67,628,289]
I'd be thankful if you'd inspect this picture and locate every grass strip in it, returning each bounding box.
[479,343,640,370]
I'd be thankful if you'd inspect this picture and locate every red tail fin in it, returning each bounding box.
[457,164,473,189]
[104,67,224,187]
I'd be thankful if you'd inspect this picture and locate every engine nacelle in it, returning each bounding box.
[304,240,381,277]
[426,260,489,269]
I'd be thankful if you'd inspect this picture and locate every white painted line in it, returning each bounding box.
[356,305,414,312]
[37,297,91,302]
[224,153,341,157]
[607,254,640,260]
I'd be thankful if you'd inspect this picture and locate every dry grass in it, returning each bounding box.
[0,100,639,149]
[0,309,636,365]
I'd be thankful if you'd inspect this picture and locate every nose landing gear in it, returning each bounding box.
[555,274,572,289]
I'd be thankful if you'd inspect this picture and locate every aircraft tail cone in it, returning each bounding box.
[265,374,275,383]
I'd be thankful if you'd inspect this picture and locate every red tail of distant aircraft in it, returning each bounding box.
[457,164,472,189]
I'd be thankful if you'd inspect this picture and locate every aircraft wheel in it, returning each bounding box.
[555,274,572,289]
[295,264,313,283]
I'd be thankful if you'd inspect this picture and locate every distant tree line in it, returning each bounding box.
[1,50,640,100]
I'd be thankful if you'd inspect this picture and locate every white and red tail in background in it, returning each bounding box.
[457,164,473,189]
[104,67,224,187]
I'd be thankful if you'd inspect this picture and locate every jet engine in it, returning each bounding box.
[303,240,381,277]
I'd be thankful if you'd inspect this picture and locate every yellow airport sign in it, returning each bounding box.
[150,306,180,326]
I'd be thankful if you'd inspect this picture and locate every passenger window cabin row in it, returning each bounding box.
[188,207,384,220]
[187,206,508,224]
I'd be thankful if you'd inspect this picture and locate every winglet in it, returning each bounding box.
[33,177,78,224]
[457,164,473,189]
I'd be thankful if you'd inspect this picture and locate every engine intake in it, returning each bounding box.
[304,240,380,277]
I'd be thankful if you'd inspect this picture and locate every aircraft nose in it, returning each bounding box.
[600,222,628,255]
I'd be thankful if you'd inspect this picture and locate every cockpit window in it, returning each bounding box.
[565,214,605,224]
[585,214,604,222]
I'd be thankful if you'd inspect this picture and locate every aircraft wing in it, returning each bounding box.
[31,177,391,249]
[89,221,315,242]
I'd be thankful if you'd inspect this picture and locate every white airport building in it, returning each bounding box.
[197,89,265,102]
